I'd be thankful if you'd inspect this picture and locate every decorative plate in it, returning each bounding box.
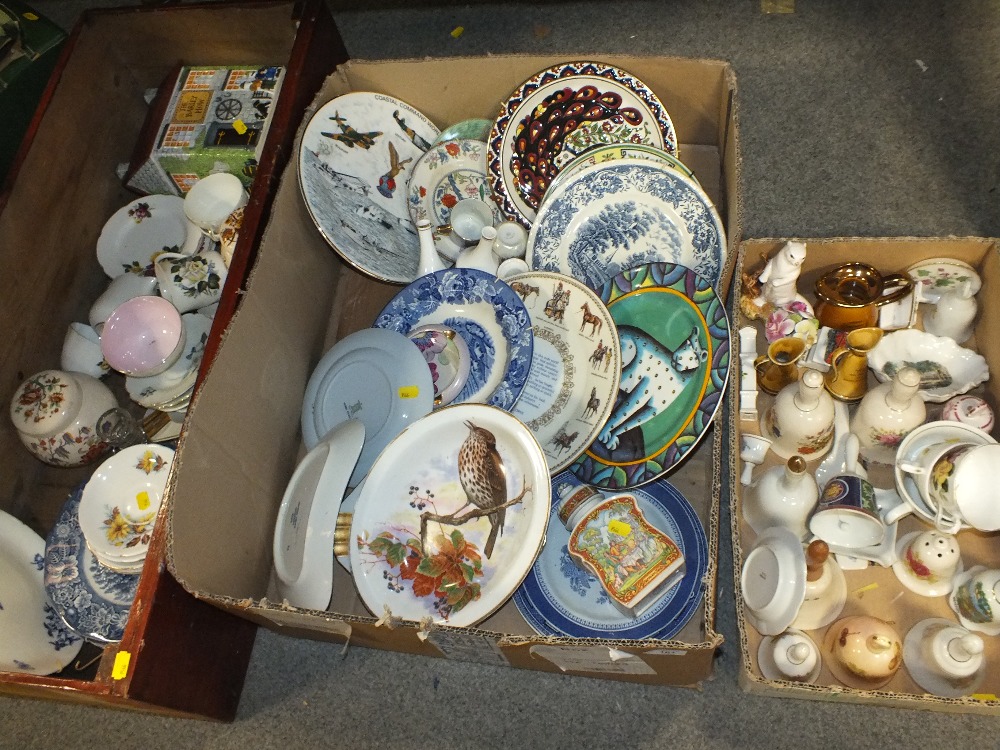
[488,60,678,227]
[527,161,726,290]
[432,118,492,146]
[0,509,82,674]
[406,139,499,261]
[96,195,202,278]
[545,142,697,197]
[570,262,730,489]
[297,91,440,284]
[906,257,982,304]
[506,271,621,473]
[78,444,175,566]
[349,403,551,627]
[301,328,433,488]
[124,312,212,409]
[869,328,989,403]
[374,268,533,410]
[45,487,141,644]
[513,472,707,639]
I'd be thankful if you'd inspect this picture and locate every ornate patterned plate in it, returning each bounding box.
[488,60,678,227]
[506,271,621,473]
[570,262,730,489]
[349,403,551,627]
[406,139,499,261]
[96,195,203,278]
[124,312,212,409]
[906,257,982,304]
[374,268,533,410]
[44,487,141,644]
[513,472,707,639]
[297,91,440,284]
[545,142,697,197]
[528,160,727,290]
[0,509,82,674]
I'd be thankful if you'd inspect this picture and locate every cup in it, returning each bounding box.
[492,220,528,260]
[89,273,160,332]
[496,258,530,281]
[154,249,228,313]
[809,473,885,549]
[61,322,109,379]
[900,442,1000,532]
[813,262,913,330]
[739,433,772,485]
[101,295,185,377]
[183,172,249,242]
[444,198,494,244]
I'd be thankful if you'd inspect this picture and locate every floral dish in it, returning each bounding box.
[349,403,550,627]
[96,195,202,278]
[0,509,82,674]
[869,328,989,403]
[906,257,982,304]
[407,325,471,407]
[124,312,211,409]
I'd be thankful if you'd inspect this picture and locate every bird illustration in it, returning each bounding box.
[457,420,508,559]
[376,141,412,198]
[321,111,382,149]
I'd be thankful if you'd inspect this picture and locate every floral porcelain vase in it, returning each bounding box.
[762,368,835,461]
[850,365,925,465]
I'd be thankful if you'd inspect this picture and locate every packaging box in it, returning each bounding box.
[731,237,1000,714]
[166,54,741,686]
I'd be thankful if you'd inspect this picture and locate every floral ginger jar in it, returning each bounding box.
[10,369,116,467]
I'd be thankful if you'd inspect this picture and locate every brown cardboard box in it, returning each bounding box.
[731,237,1000,713]
[166,54,741,686]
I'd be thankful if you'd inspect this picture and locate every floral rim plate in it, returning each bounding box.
[545,142,697,197]
[406,139,499,261]
[0,509,82,674]
[78,444,175,565]
[868,328,989,403]
[374,268,533,411]
[488,60,677,227]
[349,403,551,627]
[906,257,982,304]
[96,195,202,278]
[527,160,726,290]
[301,327,434,488]
[297,91,440,285]
[506,271,621,473]
[513,472,706,639]
[124,312,211,409]
[44,486,141,644]
[570,262,730,490]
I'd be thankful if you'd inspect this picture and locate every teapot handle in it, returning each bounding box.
[874,273,914,306]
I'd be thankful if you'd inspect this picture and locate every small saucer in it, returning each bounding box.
[903,617,986,698]
[96,195,202,278]
[757,629,822,683]
[741,526,806,636]
[893,531,962,598]
[906,257,981,304]
[124,313,212,409]
[408,325,471,407]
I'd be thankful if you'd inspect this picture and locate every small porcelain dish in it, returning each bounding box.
[868,328,989,403]
[301,328,433,488]
[407,325,471,407]
[374,268,533,410]
[0,509,82,674]
[349,403,550,627]
[124,312,212,409]
[96,194,202,278]
[740,526,807,636]
[906,257,981,304]
[273,420,365,610]
[101,296,185,377]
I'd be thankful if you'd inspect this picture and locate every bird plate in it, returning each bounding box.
[349,403,550,627]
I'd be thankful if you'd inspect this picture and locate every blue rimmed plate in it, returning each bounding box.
[374,268,533,410]
[570,262,730,490]
[44,486,140,644]
[513,472,707,640]
[527,160,726,290]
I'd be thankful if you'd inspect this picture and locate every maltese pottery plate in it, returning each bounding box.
[0,509,82,674]
[349,404,550,627]
[374,268,533,410]
[489,61,677,227]
[528,160,726,290]
[298,91,440,284]
[506,271,621,474]
[513,472,707,639]
[571,262,730,489]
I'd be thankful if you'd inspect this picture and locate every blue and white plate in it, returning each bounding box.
[513,472,707,640]
[0,509,82,674]
[374,268,533,410]
[527,160,726,290]
[44,486,140,644]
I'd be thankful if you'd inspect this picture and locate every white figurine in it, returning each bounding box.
[753,241,812,313]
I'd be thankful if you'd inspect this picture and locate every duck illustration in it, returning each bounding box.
[376,141,412,198]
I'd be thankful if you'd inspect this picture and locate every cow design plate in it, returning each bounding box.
[298,91,440,284]
[570,262,730,489]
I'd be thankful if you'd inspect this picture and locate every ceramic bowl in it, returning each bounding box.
[869,328,989,403]
[740,526,806,636]
[89,272,159,332]
[61,322,109,379]
[101,295,185,376]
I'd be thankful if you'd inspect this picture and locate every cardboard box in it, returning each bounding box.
[166,54,741,686]
[731,237,1000,714]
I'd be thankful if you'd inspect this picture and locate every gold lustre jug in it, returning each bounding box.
[824,327,884,402]
[754,336,806,396]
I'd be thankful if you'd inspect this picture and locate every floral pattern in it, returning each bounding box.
[168,254,222,299]
[12,372,68,425]
[103,506,156,549]
[23,426,108,468]
[764,300,819,346]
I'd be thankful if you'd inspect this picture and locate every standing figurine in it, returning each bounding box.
[742,241,813,320]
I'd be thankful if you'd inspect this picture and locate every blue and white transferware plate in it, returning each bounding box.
[298,91,440,284]
[44,486,140,644]
[506,271,621,474]
[488,61,678,227]
[527,160,726,290]
[349,403,550,627]
[545,142,698,197]
[513,472,707,640]
[301,328,434,488]
[570,262,730,490]
[374,268,533,410]
[0,509,82,674]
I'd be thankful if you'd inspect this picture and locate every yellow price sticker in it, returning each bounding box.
[136,491,150,511]
[22,11,38,20]
[450,26,464,38]
[233,119,248,135]
[398,385,419,399]
[112,651,131,680]
[608,519,631,536]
